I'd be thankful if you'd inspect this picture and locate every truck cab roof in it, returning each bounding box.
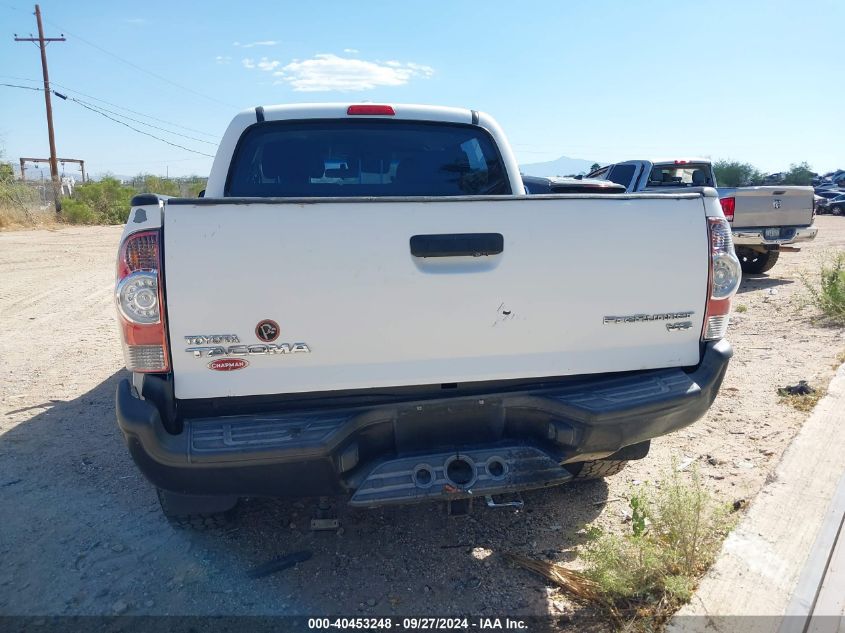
[205,102,522,197]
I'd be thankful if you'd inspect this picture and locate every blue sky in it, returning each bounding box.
[1,0,842,178]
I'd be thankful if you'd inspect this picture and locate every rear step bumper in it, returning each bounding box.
[116,340,732,505]
[347,446,574,507]
[732,225,817,245]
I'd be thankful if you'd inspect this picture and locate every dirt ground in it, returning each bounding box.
[1,218,844,619]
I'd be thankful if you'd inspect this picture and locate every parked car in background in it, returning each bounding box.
[815,188,845,213]
[588,159,817,274]
[823,193,845,216]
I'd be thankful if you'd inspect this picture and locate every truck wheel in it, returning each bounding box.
[736,247,780,274]
[156,488,238,530]
[832,205,844,216]
[568,458,629,480]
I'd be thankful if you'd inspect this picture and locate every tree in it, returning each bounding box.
[590,163,601,172]
[782,162,814,186]
[712,160,764,187]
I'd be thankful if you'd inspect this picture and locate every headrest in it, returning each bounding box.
[261,141,325,181]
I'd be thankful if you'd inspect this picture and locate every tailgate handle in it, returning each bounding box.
[409,233,503,258]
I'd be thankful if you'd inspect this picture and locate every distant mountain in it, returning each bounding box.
[520,156,599,178]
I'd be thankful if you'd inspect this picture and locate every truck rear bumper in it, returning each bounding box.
[732,225,817,245]
[116,340,732,506]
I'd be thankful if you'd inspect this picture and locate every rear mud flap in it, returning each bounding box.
[349,446,572,508]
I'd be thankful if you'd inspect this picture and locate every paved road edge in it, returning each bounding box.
[667,362,845,633]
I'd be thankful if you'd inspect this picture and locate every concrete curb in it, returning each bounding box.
[667,363,845,633]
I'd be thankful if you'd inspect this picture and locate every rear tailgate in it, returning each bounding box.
[164,195,709,400]
[726,186,814,228]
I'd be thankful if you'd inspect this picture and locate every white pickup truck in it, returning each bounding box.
[114,103,740,526]
[588,159,817,274]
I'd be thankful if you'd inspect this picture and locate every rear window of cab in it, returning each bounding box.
[225,119,511,197]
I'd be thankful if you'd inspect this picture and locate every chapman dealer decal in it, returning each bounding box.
[208,358,249,371]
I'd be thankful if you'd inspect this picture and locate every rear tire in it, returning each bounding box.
[156,488,238,530]
[568,458,629,481]
[736,247,780,274]
[832,205,844,216]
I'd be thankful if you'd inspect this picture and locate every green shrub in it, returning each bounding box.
[62,177,134,225]
[60,174,208,225]
[581,467,732,626]
[802,252,845,325]
[61,197,98,224]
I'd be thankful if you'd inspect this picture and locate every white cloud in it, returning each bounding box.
[244,53,434,92]
[215,55,232,65]
[257,57,280,72]
[234,40,278,48]
[343,48,359,54]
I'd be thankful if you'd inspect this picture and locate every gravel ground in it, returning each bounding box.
[1,218,844,619]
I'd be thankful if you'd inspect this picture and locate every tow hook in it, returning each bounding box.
[484,494,524,510]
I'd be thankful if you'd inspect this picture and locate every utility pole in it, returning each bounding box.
[14,5,65,213]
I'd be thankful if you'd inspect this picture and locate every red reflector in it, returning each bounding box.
[118,230,159,278]
[719,197,735,222]
[347,105,395,116]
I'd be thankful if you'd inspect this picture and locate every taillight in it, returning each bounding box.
[719,197,735,222]
[115,230,170,372]
[702,218,741,341]
[347,104,395,116]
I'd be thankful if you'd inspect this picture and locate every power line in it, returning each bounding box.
[0,82,43,91]
[43,18,236,110]
[65,98,216,157]
[0,74,218,138]
[63,95,217,145]
[2,82,216,157]
[51,82,219,138]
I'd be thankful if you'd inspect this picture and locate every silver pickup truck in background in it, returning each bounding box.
[588,159,817,274]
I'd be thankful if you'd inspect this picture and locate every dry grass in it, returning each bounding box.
[0,179,56,230]
[504,552,600,603]
[779,388,825,412]
[511,467,734,631]
[0,203,57,230]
